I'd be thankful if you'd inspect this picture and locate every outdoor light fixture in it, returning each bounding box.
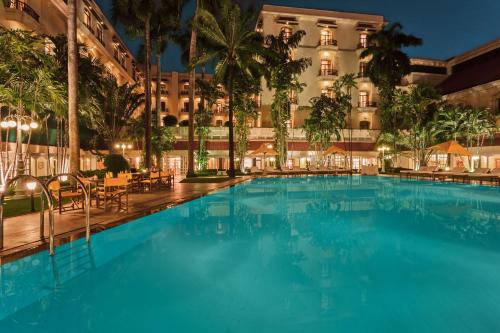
[377,146,389,173]
[115,143,133,155]
[26,182,37,212]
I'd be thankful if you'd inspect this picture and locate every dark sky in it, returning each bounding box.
[97,0,500,72]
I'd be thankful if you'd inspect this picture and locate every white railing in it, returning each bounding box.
[169,127,380,142]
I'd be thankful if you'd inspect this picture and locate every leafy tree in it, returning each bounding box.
[163,114,178,126]
[67,0,80,173]
[304,95,347,161]
[152,126,176,168]
[0,28,65,181]
[82,75,144,152]
[262,29,311,168]
[194,0,264,177]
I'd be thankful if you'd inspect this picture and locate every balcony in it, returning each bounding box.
[5,0,40,22]
[317,68,338,81]
[169,127,380,143]
[316,39,338,52]
[180,90,189,95]
[357,101,378,113]
[356,71,370,82]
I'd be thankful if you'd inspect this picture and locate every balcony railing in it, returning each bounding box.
[169,127,380,142]
[318,39,338,47]
[180,90,189,95]
[6,0,40,22]
[357,42,367,49]
[358,101,377,108]
[318,68,338,77]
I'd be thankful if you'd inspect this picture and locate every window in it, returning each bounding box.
[96,23,104,43]
[359,121,370,129]
[216,119,223,126]
[161,101,166,112]
[359,91,369,107]
[359,62,367,77]
[84,8,92,31]
[320,30,332,45]
[320,59,332,76]
[359,33,368,48]
[281,26,292,42]
[183,102,189,112]
[113,45,119,60]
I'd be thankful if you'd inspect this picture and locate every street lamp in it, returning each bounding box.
[115,143,133,156]
[377,146,389,173]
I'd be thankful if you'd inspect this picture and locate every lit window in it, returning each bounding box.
[359,91,369,107]
[320,30,332,45]
[359,62,367,77]
[84,8,92,30]
[359,33,368,48]
[359,121,370,129]
[96,23,104,43]
[281,26,292,42]
[320,59,332,76]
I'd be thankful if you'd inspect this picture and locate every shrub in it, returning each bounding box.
[178,119,189,127]
[81,169,107,179]
[103,154,130,176]
[163,114,178,127]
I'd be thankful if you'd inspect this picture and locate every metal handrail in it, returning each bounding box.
[46,173,91,248]
[0,175,55,254]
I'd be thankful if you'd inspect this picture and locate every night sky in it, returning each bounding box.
[96,0,500,72]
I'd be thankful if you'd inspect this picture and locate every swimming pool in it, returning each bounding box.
[1,176,500,332]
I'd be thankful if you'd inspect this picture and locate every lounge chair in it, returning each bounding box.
[468,168,500,185]
[361,165,379,176]
[432,166,466,181]
[250,166,262,174]
[400,166,435,179]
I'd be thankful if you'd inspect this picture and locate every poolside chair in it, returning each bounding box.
[468,168,500,185]
[140,172,160,192]
[401,166,436,179]
[432,166,466,181]
[96,177,129,212]
[159,171,173,188]
[361,165,379,176]
[250,166,262,174]
[48,180,85,214]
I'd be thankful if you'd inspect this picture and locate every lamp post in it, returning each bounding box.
[377,146,389,173]
[115,143,133,156]
[26,181,37,212]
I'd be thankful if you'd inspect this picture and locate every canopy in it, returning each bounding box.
[323,145,346,156]
[250,143,278,156]
[428,140,471,156]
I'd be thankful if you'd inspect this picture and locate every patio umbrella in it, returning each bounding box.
[428,140,471,156]
[250,143,278,169]
[323,145,346,156]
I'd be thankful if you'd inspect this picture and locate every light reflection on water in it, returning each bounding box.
[1,176,500,332]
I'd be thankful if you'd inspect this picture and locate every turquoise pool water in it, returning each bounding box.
[1,176,500,332]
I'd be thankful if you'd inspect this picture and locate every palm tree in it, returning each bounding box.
[82,75,144,152]
[262,29,311,168]
[194,0,264,177]
[112,0,155,169]
[360,22,421,165]
[67,0,79,173]
[186,0,218,177]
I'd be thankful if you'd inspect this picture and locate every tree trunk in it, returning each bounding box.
[156,40,162,128]
[144,15,152,170]
[187,28,197,177]
[67,0,80,173]
[227,68,235,178]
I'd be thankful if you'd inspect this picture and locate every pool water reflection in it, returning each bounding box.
[1,176,500,332]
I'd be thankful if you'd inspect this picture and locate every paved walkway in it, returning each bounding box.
[0,176,251,263]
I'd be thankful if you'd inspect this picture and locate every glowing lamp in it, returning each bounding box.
[20,124,30,131]
[8,120,16,128]
[29,122,39,129]
[0,121,8,128]
[26,182,37,191]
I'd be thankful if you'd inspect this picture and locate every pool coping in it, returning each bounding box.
[0,176,254,265]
